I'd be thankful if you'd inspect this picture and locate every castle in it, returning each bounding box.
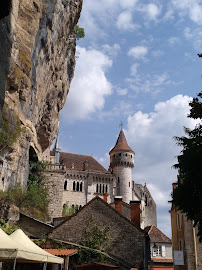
[45,129,157,229]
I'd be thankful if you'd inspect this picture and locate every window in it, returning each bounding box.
[96,184,98,193]
[119,153,121,156]
[76,182,79,191]
[152,245,162,257]
[100,184,102,193]
[106,185,108,193]
[73,181,76,191]
[64,180,67,190]
[103,184,105,193]
[80,182,83,192]
[129,182,130,187]
[118,177,120,183]
[177,213,182,230]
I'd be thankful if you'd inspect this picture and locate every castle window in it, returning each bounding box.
[96,184,98,193]
[129,182,130,187]
[80,182,83,192]
[106,185,108,193]
[119,153,121,156]
[118,177,120,183]
[73,181,76,191]
[145,196,148,206]
[126,153,127,156]
[103,185,105,193]
[100,184,102,193]
[131,155,132,158]
[64,180,67,190]
[76,182,79,191]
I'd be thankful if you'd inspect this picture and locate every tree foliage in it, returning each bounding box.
[77,215,110,264]
[173,91,202,241]
[76,25,85,40]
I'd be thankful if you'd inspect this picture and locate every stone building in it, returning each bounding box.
[44,129,157,230]
[170,179,202,270]
[48,196,150,270]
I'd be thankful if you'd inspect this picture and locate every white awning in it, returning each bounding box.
[0,228,63,264]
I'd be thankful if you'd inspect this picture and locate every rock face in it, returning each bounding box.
[0,0,83,189]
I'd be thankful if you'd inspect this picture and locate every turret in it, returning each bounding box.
[109,129,134,203]
[54,135,60,165]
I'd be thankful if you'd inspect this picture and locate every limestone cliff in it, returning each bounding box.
[0,0,83,188]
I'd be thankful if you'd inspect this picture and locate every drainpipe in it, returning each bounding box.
[193,222,198,270]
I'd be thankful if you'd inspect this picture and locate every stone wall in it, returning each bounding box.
[0,0,83,188]
[49,197,146,269]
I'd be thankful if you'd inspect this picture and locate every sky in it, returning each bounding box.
[59,0,202,238]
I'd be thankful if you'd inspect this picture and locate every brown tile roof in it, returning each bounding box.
[77,262,119,268]
[59,152,109,174]
[109,130,134,154]
[145,225,171,243]
[44,249,78,256]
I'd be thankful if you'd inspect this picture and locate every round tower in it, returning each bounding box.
[109,129,134,203]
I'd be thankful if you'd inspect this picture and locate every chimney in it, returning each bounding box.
[103,193,108,203]
[172,183,177,192]
[130,200,141,227]
[114,196,123,214]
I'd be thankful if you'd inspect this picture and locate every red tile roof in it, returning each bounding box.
[109,130,134,154]
[59,153,109,173]
[44,249,77,256]
[145,225,171,243]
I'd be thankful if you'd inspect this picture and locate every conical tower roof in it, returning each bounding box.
[109,129,134,154]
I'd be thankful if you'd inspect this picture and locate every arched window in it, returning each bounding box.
[76,182,79,191]
[80,182,83,192]
[96,184,98,193]
[64,180,67,190]
[73,181,76,191]
[103,185,105,194]
[100,184,102,193]
[106,185,108,193]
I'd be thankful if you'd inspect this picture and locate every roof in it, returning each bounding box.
[52,196,145,234]
[59,152,109,174]
[109,130,134,154]
[145,225,171,243]
[151,258,173,263]
[77,262,118,268]
[44,249,77,256]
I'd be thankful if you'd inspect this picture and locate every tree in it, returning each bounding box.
[76,25,85,40]
[173,91,202,241]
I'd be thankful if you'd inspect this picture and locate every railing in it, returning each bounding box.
[44,163,67,171]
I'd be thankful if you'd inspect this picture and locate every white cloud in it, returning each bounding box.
[130,63,139,76]
[61,46,113,122]
[116,87,128,96]
[124,95,200,236]
[128,46,148,60]
[184,27,202,51]
[145,3,162,20]
[171,0,202,24]
[119,0,139,9]
[168,36,180,46]
[152,50,164,57]
[127,72,175,94]
[116,11,139,31]
[102,43,121,57]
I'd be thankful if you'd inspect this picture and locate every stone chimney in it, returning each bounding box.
[103,193,108,203]
[130,200,141,227]
[83,160,89,171]
[114,196,123,214]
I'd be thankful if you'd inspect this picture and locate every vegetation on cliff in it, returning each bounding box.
[173,91,202,241]
[0,161,49,221]
[0,104,23,155]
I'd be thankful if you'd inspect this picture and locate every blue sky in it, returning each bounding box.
[58,0,202,237]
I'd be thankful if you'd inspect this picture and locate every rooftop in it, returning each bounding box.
[109,130,134,154]
[145,225,171,243]
[59,152,109,174]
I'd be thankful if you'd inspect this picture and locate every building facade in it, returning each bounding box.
[45,129,157,230]
[170,180,202,270]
